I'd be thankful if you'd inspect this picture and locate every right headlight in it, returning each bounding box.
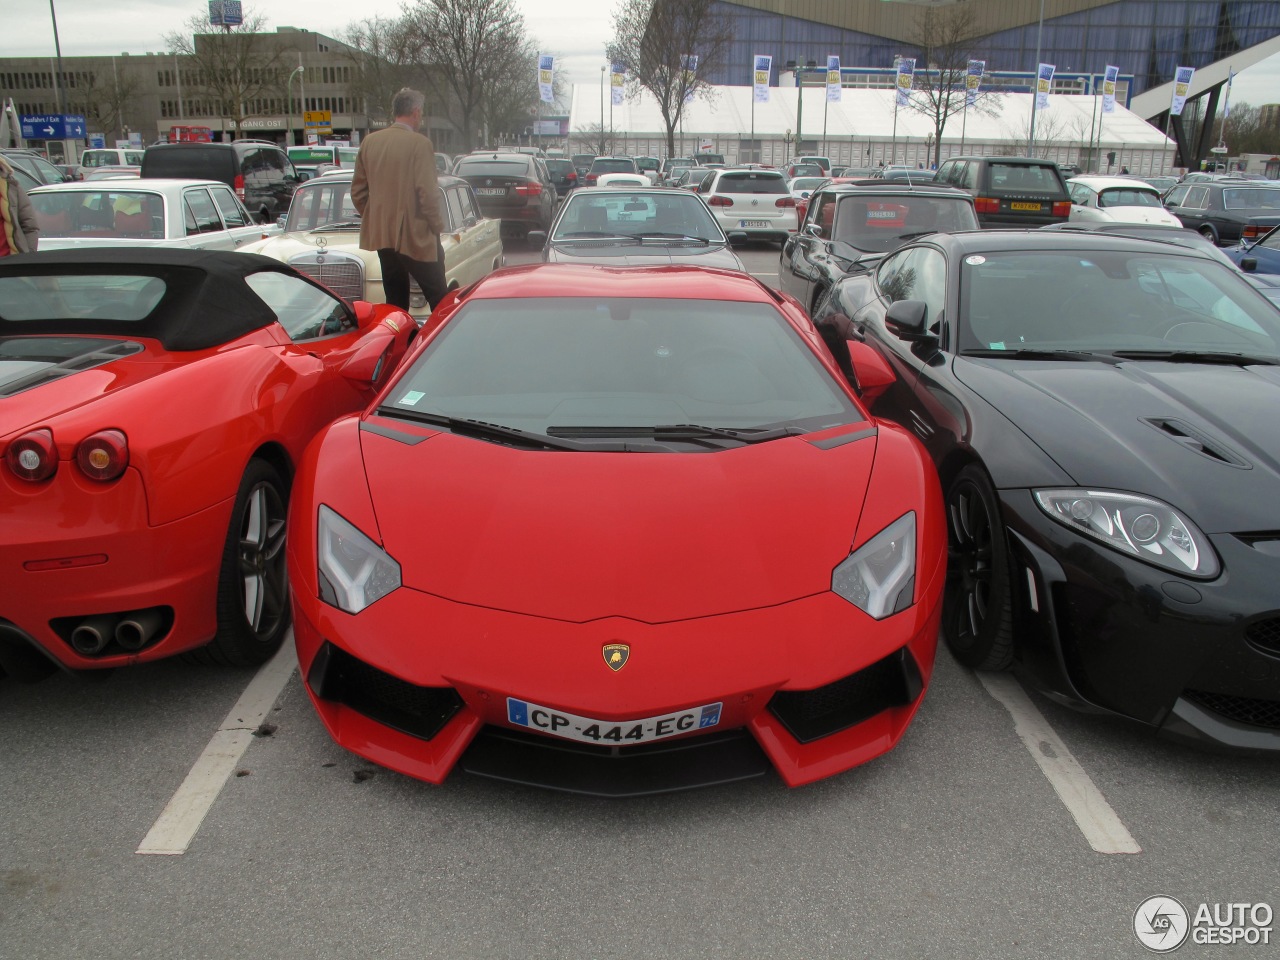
[1033,488,1219,579]
[832,512,917,619]
[317,505,402,613]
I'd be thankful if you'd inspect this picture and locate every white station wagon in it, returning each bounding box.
[29,179,277,251]
[239,169,504,319]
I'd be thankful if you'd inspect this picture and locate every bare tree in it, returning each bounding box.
[339,16,431,123]
[402,0,538,153]
[163,6,293,138]
[904,3,998,168]
[71,68,143,143]
[608,0,733,157]
[573,122,615,157]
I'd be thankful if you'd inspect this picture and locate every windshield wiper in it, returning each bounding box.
[1111,350,1280,366]
[310,218,361,231]
[547,423,801,444]
[962,349,1121,363]
[634,233,712,244]
[375,409,596,451]
[557,231,630,240]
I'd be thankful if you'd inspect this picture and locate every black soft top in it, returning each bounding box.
[0,248,298,351]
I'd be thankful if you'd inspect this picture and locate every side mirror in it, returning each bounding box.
[885,299,935,342]
[847,341,896,404]
[351,300,378,328]
[1240,257,1258,272]
[526,230,547,248]
[804,223,822,239]
[340,335,393,386]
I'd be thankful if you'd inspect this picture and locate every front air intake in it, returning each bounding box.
[767,648,923,743]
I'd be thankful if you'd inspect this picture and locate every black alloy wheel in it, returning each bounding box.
[943,465,1015,671]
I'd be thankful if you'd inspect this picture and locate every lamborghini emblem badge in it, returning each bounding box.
[603,643,630,672]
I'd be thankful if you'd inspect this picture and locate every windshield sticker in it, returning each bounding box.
[400,390,425,405]
[988,342,1007,350]
[965,255,986,265]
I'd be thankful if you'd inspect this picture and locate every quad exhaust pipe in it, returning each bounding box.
[115,608,164,651]
[66,607,168,656]
[70,615,118,656]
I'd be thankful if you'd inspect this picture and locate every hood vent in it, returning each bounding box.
[1142,417,1249,469]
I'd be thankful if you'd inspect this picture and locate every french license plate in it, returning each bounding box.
[1010,201,1042,211]
[506,697,722,745]
[740,219,769,228]
[476,187,507,196]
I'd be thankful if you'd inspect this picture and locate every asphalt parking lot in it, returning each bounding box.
[3,238,1277,960]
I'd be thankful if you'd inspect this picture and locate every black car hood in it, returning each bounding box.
[953,356,1280,532]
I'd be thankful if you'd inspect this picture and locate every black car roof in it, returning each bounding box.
[0,249,300,351]
[926,228,1220,261]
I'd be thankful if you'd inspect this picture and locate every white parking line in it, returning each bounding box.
[136,639,297,856]
[977,671,1142,855]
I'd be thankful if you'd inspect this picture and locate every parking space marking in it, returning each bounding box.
[977,672,1141,855]
[136,640,297,856]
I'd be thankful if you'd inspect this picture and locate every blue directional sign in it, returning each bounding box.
[208,1,243,26]
[19,114,87,139]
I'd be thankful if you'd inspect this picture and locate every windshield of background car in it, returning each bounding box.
[833,196,977,251]
[714,172,787,195]
[1098,188,1161,208]
[552,193,724,241]
[0,274,166,321]
[454,160,530,177]
[385,297,860,436]
[635,157,659,172]
[1222,188,1280,210]
[30,189,166,240]
[987,164,1065,193]
[284,180,360,231]
[590,159,636,174]
[545,160,574,175]
[959,249,1280,356]
[791,178,827,192]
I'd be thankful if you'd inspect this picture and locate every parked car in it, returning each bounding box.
[584,156,639,187]
[544,157,579,197]
[28,179,276,251]
[787,176,828,202]
[1139,175,1179,193]
[934,155,1072,228]
[674,168,716,193]
[571,153,596,182]
[1227,221,1280,276]
[140,141,300,225]
[784,162,825,179]
[451,152,556,243]
[239,170,503,321]
[700,167,799,244]
[1067,176,1183,227]
[659,156,697,184]
[79,147,145,169]
[812,228,1280,752]
[663,165,695,188]
[1,148,72,185]
[794,155,832,174]
[435,152,453,175]
[0,249,417,679]
[286,262,947,793]
[1161,179,1280,245]
[595,172,651,189]
[780,181,979,314]
[528,186,744,270]
[634,155,661,184]
[82,166,142,181]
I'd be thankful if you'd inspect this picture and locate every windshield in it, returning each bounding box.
[552,193,724,241]
[833,196,978,251]
[284,179,361,231]
[590,160,636,174]
[960,249,1280,357]
[1098,188,1161,208]
[384,297,860,439]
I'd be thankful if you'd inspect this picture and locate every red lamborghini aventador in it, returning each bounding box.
[287,263,946,794]
[0,249,416,678]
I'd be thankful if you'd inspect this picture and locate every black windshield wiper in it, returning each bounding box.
[962,349,1121,363]
[557,231,630,240]
[547,423,801,444]
[375,409,594,451]
[634,233,712,244]
[1111,350,1280,366]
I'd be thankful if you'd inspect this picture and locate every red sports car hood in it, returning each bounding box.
[360,425,878,622]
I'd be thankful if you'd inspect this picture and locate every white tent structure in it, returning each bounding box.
[568,84,1176,175]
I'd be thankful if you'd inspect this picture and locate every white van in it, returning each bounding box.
[80,147,146,168]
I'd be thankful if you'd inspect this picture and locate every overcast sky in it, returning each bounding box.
[4,0,1279,104]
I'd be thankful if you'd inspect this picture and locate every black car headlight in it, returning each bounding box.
[317,505,402,613]
[1034,489,1219,579]
[832,513,916,619]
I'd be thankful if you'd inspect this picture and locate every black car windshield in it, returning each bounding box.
[552,193,724,242]
[834,196,978,252]
[959,250,1280,357]
[383,297,861,439]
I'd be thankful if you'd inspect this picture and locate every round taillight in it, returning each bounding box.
[76,430,129,481]
[6,428,58,482]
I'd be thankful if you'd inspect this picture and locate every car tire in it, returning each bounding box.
[196,459,291,667]
[1198,224,1218,245]
[942,464,1015,671]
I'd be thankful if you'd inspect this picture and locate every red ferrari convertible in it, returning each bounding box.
[288,263,947,794]
[0,249,415,679]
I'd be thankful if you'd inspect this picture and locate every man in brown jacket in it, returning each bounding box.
[351,88,446,311]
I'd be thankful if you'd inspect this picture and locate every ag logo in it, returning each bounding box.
[1133,896,1190,952]
[602,643,630,671]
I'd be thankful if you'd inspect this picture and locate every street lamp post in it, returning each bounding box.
[287,64,303,147]
[48,0,67,117]
[1027,0,1045,157]
[600,65,605,153]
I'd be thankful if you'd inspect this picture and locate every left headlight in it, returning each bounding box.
[317,504,402,613]
[1033,488,1219,579]
[832,512,916,619]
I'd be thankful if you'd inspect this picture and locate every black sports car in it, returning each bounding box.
[813,229,1280,751]
[780,182,978,316]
